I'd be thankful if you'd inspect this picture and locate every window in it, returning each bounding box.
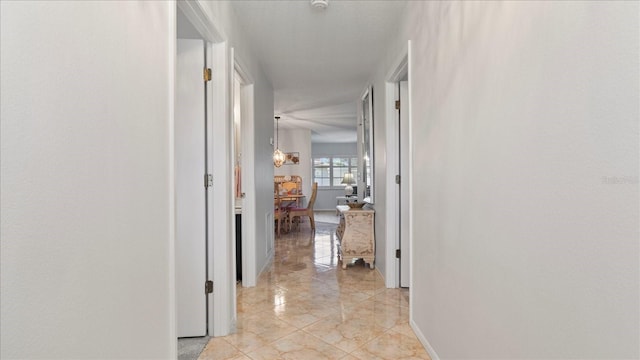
[313,156,358,187]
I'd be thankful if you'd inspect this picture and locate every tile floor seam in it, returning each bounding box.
[299,327,353,356]
[197,220,428,359]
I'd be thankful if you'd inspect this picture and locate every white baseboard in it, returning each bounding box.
[257,251,273,280]
[410,319,440,360]
[374,267,389,288]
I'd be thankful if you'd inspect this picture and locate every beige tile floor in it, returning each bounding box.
[198,219,430,360]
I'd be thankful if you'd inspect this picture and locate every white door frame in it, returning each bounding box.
[177,0,235,337]
[384,41,412,289]
[399,80,410,288]
[233,58,258,289]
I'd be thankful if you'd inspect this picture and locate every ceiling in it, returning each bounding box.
[229,0,407,143]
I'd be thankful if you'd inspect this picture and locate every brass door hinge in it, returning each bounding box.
[204,68,212,82]
[395,100,400,110]
[205,280,213,294]
[396,249,401,258]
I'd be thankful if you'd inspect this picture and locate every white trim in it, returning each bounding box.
[167,2,177,357]
[233,51,258,288]
[410,319,440,360]
[259,237,275,277]
[359,86,374,203]
[385,45,409,82]
[407,39,414,316]
[239,83,256,287]
[228,48,238,332]
[384,43,410,289]
[177,0,225,43]
[234,57,255,87]
[384,82,399,289]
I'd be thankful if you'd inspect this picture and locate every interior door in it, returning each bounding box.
[176,39,207,337]
[399,80,410,288]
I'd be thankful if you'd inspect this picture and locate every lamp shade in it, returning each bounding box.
[341,173,355,185]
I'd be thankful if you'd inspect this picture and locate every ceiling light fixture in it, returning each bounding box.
[310,0,328,10]
[273,116,286,168]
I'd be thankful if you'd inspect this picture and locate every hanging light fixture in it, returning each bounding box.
[273,116,286,167]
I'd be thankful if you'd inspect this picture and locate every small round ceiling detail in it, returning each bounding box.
[310,0,328,10]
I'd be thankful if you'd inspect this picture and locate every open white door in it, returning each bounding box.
[400,80,410,288]
[176,39,207,337]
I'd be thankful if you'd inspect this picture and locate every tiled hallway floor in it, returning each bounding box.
[197,219,430,359]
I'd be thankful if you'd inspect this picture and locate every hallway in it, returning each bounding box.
[197,219,428,359]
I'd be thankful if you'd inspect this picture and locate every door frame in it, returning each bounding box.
[232,57,258,289]
[177,0,235,337]
[398,80,410,288]
[384,41,413,289]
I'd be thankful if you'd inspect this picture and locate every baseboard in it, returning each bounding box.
[410,319,440,360]
[257,250,274,280]
[374,267,391,288]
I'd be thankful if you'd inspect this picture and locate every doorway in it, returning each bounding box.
[176,1,243,339]
[176,32,211,339]
[385,43,412,289]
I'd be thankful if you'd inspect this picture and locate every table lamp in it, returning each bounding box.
[341,173,356,196]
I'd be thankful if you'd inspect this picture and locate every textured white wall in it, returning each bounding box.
[1,1,175,358]
[396,2,639,358]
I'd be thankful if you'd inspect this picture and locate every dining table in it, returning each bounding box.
[275,193,305,208]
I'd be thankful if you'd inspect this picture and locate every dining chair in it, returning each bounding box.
[281,181,298,194]
[288,182,318,231]
[274,191,288,236]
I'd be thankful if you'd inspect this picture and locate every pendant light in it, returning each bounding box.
[273,116,286,167]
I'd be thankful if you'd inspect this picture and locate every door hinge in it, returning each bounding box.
[203,68,212,82]
[395,100,400,110]
[396,249,401,258]
[205,280,213,294]
[395,175,401,184]
[205,174,213,188]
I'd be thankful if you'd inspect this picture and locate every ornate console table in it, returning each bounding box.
[336,205,375,269]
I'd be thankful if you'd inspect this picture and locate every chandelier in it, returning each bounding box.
[273,116,285,167]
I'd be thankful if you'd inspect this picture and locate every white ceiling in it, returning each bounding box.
[230,0,407,143]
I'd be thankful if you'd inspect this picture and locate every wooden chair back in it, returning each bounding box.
[288,182,318,231]
[274,175,303,195]
[306,182,318,210]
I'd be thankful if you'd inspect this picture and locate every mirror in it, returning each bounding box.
[361,86,374,203]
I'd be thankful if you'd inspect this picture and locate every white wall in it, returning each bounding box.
[252,77,276,274]
[381,2,639,358]
[274,128,313,202]
[1,2,175,358]
[312,142,358,210]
